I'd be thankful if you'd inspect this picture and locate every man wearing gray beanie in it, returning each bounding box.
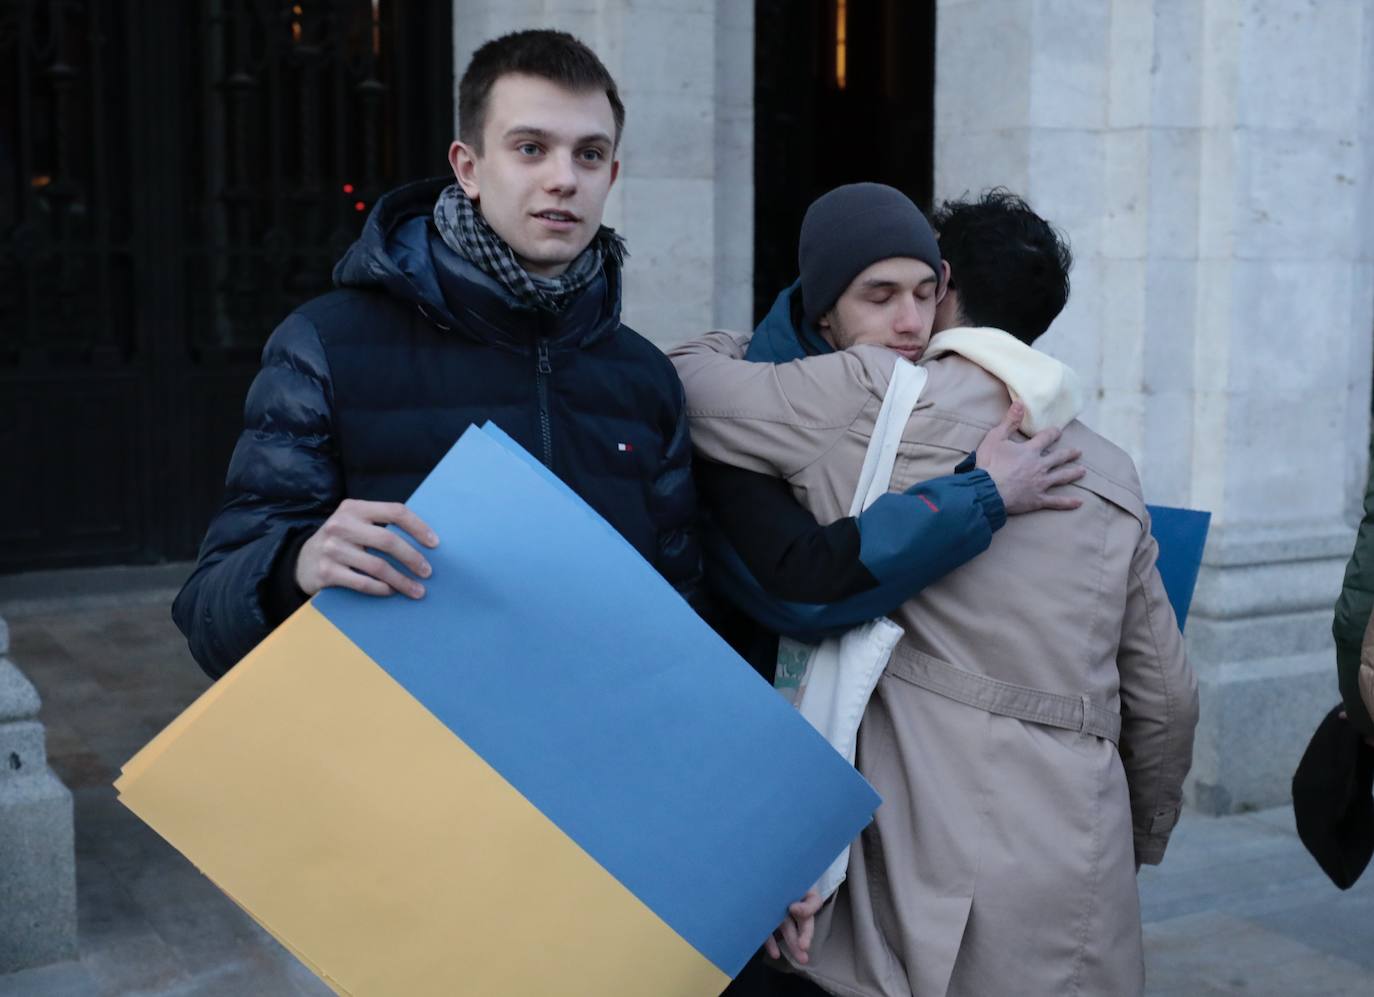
[747,182,953,367]
[674,186,1195,997]
[798,182,945,329]
[692,184,1083,697]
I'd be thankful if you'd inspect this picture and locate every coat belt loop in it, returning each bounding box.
[886,644,1122,745]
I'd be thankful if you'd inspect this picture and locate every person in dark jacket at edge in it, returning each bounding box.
[1334,431,1374,738]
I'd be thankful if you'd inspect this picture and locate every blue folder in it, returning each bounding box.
[1145,504,1211,631]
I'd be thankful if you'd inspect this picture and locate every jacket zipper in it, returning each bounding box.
[536,337,553,467]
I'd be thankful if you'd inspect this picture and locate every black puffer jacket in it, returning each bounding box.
[173,178,700,679]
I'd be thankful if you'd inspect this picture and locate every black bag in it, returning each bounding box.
[1292,703,1374,889]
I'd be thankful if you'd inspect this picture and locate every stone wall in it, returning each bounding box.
[936,0,1374,810]
[450,0,754,347]
[0,614,78,971]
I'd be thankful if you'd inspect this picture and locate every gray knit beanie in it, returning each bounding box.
[798,183,942,325]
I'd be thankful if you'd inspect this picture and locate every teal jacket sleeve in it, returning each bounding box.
[704,468,1004,641]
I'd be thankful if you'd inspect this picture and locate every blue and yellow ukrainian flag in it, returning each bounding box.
[117,424,879,997]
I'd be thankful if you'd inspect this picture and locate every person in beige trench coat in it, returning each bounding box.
[671,187,1199,997]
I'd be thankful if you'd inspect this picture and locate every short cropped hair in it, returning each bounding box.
[458,29,626,152]
[931,189,1072,345]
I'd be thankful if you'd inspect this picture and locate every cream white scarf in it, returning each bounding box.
[923,326,1083,434]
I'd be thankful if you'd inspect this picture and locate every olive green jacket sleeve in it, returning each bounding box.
[1360,608,1374,732]
[1334,431,1374,734]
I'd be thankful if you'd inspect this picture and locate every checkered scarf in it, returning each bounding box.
[432,182,626,314]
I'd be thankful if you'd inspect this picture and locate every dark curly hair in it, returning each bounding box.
[459,30,625,152]
[931,189,1072,345]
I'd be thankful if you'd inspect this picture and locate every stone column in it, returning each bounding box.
[451,0,754,346]
[936,0,1374,811]
[0,615,78,971]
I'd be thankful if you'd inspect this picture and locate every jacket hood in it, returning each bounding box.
[332,177,623,350]
[747,280,837,363]
[924,327,1084,433]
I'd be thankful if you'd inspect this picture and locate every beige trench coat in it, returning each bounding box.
[669,332,1199,997]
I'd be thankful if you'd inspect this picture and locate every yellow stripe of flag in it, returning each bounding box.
[116,603,730,996]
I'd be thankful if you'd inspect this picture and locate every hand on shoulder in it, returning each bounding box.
[976,402,1085,515]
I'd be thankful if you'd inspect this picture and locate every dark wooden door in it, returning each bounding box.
[754,0,935,323]
[0,0,452,572]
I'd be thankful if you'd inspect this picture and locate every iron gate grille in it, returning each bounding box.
[0,0,453,571]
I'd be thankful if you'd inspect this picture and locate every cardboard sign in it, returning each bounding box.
[117,423,880,997]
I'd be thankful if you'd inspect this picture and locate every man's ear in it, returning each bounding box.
[449,140,481,201]
[609,157,621,189]
[815,308,842,349]
[933,287,962,334]
[935,260,952,303]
